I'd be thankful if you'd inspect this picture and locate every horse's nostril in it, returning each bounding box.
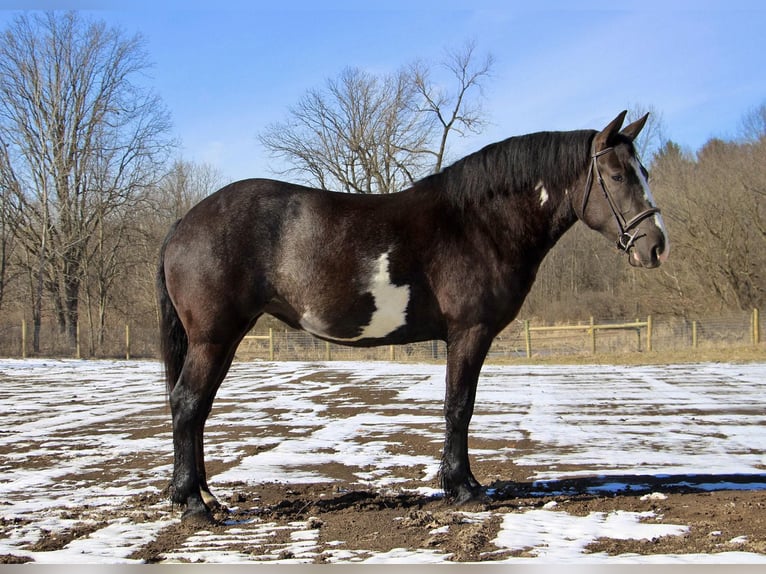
[656,238,671,262]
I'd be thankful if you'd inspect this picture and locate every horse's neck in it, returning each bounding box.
[472,183,580,258]
[543,187,581,247]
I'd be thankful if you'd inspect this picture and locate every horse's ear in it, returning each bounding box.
[620,113,650,141]
[593,110,628,151]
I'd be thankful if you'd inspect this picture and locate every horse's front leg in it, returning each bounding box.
[440,326,493,503]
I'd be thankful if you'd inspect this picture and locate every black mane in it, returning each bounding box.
[420,129,595,207]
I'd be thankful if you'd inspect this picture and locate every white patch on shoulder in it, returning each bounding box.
[300,250,410,342]
[535,181,549,206]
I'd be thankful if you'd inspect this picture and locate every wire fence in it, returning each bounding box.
[236,310,762,362]
[0,309,762,363]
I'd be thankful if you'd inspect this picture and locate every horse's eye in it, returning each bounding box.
[611,174,624,183]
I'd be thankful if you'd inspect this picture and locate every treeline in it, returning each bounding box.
[3,117,762,356]
[0,12,218,356]
[0,156,221,356]
[0,11,763,358]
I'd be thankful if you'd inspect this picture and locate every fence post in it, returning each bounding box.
[753,308,760,345]
[125,323,131,360]
[524,320,532,358]
[268,328,274,361]
[21,319,27,359]
[589,316,596,354]
[325,341,331,361]
[76,322,81,359]
[692,320,698,349]
[647,315,653,352]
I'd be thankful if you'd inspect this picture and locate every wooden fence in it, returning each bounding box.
[1,308,762,361]
[235,309,762,362]
[241,329,422,362]
[522,316,653,357]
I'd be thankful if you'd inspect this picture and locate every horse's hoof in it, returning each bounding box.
[181,502,215,525]
[201,488,221,510]
[448,484,486,506]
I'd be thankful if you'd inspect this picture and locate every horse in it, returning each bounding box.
[157,110,669,520]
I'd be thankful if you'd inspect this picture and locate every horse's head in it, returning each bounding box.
[575,111,669,269]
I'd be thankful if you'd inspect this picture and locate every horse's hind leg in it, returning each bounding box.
[196,399,220,510]
[169,340,236,520]
[196,388,229,510]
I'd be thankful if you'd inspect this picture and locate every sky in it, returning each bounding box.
[1,0,765,185]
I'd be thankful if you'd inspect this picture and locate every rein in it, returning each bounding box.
[581,147,661,259]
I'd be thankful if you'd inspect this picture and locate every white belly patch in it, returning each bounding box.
[300,250,410,342]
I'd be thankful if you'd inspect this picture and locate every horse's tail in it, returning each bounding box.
[157,219,187,395]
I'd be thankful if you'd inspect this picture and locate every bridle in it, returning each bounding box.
[582,147,661,259]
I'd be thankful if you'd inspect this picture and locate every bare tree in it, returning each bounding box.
[627,103,667,162]
[133,159,224,322]
[155,159,225,220]
[0,12,173,351]
[0,138,21,310]
[646,134,766,313]
[740,102,766,143]
[260,67,429,194]
[411,40,494,173]
[259,43,493,194]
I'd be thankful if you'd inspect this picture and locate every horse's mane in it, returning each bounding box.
[418,129,595,208]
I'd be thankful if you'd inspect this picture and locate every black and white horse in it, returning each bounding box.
[157,111,669,519]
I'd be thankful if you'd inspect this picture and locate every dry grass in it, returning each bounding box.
[490,345,766,366]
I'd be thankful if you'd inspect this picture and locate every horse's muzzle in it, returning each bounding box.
[630,240,669,269]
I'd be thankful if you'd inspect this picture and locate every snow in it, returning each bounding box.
[1,358,766,563]
[492,509,688,560]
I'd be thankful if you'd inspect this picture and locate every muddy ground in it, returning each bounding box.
[7,461,766,564]
[125,468,766,563]
[2,359,766,563]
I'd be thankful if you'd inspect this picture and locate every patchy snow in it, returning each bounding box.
[1,358,766,563]
[492,509,688,560]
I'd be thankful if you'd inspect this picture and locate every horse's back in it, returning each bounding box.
[162,178,445,343]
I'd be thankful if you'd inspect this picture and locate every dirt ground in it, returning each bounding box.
[7,460,765,563]
[112,466,766,564]
[2,359,766,563]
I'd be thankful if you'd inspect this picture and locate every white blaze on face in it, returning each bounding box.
[300,250,410,342]
[631,158,670,262]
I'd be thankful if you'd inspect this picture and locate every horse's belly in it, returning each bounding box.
[299,251,411,343]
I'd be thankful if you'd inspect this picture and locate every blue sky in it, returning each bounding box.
[1,1,765,184]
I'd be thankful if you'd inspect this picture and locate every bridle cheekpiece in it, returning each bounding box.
[581,147,661,260]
